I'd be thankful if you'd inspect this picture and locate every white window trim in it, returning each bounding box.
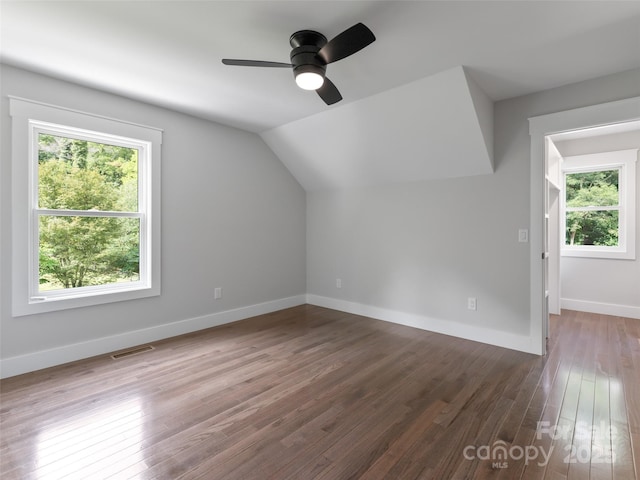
[561,149,637,260]
[10,97,162,316]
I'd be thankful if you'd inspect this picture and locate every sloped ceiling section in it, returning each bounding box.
[260,66,494,191]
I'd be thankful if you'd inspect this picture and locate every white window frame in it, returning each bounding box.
[561,149,637,260]
[10,97,162,316]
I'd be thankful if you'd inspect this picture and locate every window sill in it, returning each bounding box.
[561,247,635,260]
[13,285,160,317]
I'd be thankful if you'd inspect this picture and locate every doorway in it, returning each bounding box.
[528,97,640,355]
[546,123,640,323]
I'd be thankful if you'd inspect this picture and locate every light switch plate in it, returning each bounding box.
[518,229,529,243]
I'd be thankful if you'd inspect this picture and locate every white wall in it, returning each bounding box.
[0,65,307,377]
[307,68,640,353]
[261,66,494,191]
[555,131,640,318]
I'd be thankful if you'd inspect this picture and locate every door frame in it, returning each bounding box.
[528,96,640,355]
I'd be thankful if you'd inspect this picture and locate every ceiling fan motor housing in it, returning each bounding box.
[289,30,327,80]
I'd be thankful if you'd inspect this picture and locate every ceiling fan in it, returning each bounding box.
[222,23,375,105]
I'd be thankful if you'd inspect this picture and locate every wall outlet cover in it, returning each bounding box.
[468,297,477,311]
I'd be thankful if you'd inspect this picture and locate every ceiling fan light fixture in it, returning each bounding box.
[295,71,324,90]
[293,64,325,90]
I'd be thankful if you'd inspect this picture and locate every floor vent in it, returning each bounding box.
[111,345,154,359]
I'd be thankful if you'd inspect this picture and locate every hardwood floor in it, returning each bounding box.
[1,305,638,479]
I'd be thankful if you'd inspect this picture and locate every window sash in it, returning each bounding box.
[32,211,149,299]
[29,123,152,301]
[564,167,620,207]
[32,123,148,212]
[563,164,623,249]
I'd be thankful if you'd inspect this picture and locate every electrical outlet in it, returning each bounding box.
[336,278,342,289]
[214,287,222,299]
[467,297,477,311]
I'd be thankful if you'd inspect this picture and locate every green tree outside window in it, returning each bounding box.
[38,134,140,291]
[565,169,619,247]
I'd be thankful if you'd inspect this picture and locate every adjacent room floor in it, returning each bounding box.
[1,305,638,479]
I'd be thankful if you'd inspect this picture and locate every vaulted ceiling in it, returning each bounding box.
[2,1,639,189]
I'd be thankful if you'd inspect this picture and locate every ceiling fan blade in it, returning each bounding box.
[222,59,293,68]
[318,23,375,64]
[316,77,342,105]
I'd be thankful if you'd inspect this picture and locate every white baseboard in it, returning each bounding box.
[0,295,306,379]
[306,294,539,355]
[561,298,640,319]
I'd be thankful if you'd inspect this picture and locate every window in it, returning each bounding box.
[10,97,162,316]
[565,168,619,246]
[35,125,145,294]
[561,149,637,259]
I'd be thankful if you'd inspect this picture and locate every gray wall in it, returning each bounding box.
[0,65,306,364]
[307,68,640,343]
[2,63,639,372]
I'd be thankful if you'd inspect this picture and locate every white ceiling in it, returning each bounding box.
[2,1,639,133]
[2,1,639,190]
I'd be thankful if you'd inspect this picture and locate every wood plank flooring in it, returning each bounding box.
[1,305,638,479]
